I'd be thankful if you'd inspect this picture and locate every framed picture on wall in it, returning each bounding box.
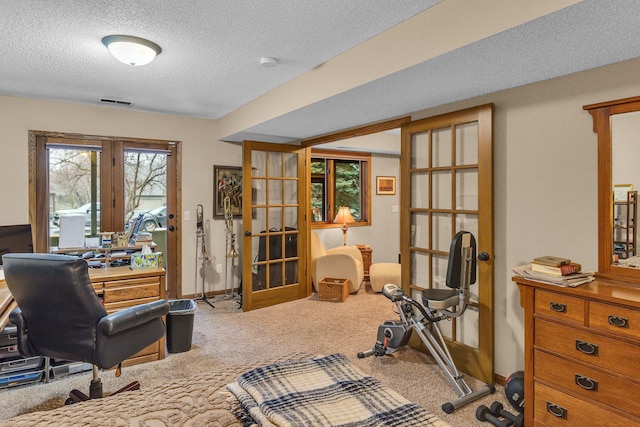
[214,165,242,218]
[614,183,634,201]
[376,176,396,195]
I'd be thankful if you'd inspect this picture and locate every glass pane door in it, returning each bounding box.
[124,150,168,268]
[402,104,494,384]
[48,146,101,249]
[242,142,307,311]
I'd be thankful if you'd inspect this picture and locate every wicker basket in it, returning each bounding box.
[318,277,350,302]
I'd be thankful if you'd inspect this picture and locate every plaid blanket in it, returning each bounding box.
[227,353,449,427]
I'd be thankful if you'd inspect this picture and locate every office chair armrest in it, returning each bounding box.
[8,308,38,357]
[97,300,170,337]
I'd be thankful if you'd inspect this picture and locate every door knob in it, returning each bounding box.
[245,231,252,236]
[478,252,490,261]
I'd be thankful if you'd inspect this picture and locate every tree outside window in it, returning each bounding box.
[310,150,370,226]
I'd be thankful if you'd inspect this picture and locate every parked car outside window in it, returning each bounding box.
[52,203,101,227]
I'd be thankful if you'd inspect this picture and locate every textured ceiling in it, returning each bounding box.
[232,0,640,142]
[0,0,437,119]
[2,0,640,143]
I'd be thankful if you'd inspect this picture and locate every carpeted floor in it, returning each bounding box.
[0,284,511,426]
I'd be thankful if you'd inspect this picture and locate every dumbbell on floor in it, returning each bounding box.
[489,401,524,427]
[476,405,514,427]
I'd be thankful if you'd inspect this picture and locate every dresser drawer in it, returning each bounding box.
[589,301,640,341]
[535,318,640,377]
[535,290,585,325]
[535,350,640,418]
[534,382,639,426]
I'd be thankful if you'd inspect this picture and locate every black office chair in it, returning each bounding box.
[2,253,170,404]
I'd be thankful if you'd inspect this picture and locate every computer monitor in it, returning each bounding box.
[0,224,34,267]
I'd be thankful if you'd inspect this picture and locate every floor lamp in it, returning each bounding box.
[334,206,355,246]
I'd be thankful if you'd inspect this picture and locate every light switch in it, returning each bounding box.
[184,211,191,221]
[391,205,399,213]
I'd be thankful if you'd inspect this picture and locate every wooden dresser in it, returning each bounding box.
[514,276,640,426]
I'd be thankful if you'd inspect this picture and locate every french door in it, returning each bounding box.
[400,104,494,384]
[242,141,308,311]
[29,132,180,297]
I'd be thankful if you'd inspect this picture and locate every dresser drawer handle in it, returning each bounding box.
[574,374,598,391]
[608,315,629,328]
[575,340,599,356]
[546,402,567,419]
[550,302,567,313]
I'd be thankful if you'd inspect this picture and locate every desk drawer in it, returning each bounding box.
[534,382,639,426]
[589,301,640,341]
[104,296,159,313]
[535,290,585,325]
[535,318,640,377]
[103,283,160,303]
[535,350,640,418]
[104,277,161,289]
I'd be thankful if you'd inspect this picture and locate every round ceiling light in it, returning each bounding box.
[102,35,162,66]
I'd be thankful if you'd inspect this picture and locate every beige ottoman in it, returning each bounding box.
[369,262,401,293]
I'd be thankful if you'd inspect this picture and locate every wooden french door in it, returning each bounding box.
[29,132,180,298]
[242,141,308,311]
[400,104,494,384]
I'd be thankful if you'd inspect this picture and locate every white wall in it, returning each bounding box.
[0,95,240,298]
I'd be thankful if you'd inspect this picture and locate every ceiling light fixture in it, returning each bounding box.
[260,57,278,68]
[102,35,162,66]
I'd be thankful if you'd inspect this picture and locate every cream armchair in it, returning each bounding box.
[310,231,364,294]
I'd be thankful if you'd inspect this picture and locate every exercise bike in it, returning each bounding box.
[358,231,495,413]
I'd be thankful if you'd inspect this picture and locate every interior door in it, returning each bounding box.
[400,104,494,384]
[242,141,308,311]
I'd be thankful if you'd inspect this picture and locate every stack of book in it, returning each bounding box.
[134,231,153,245]
[513,256,594,287]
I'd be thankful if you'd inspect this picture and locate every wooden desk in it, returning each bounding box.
[514,275,640,426]
[0,266,166,367]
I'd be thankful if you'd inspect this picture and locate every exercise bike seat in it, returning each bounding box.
[422,288,459,310]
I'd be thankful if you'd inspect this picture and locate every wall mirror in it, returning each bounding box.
[585,96,640,282]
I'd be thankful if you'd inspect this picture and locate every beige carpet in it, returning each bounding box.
[0,284,511,426]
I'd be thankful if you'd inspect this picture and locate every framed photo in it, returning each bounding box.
[376,176,396,195]
[214,165,242,218]
[614,184,634,202]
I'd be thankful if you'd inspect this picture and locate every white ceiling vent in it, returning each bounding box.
[100,98,133,107]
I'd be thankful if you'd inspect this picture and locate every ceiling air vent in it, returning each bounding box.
[100,98,133,107]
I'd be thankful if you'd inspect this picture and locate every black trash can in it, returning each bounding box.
[166,299,197,353]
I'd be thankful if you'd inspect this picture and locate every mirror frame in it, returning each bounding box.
[584,95,640,282]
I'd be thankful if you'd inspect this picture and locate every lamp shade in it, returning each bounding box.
[333,206,355,224]
[102,35,162,66]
